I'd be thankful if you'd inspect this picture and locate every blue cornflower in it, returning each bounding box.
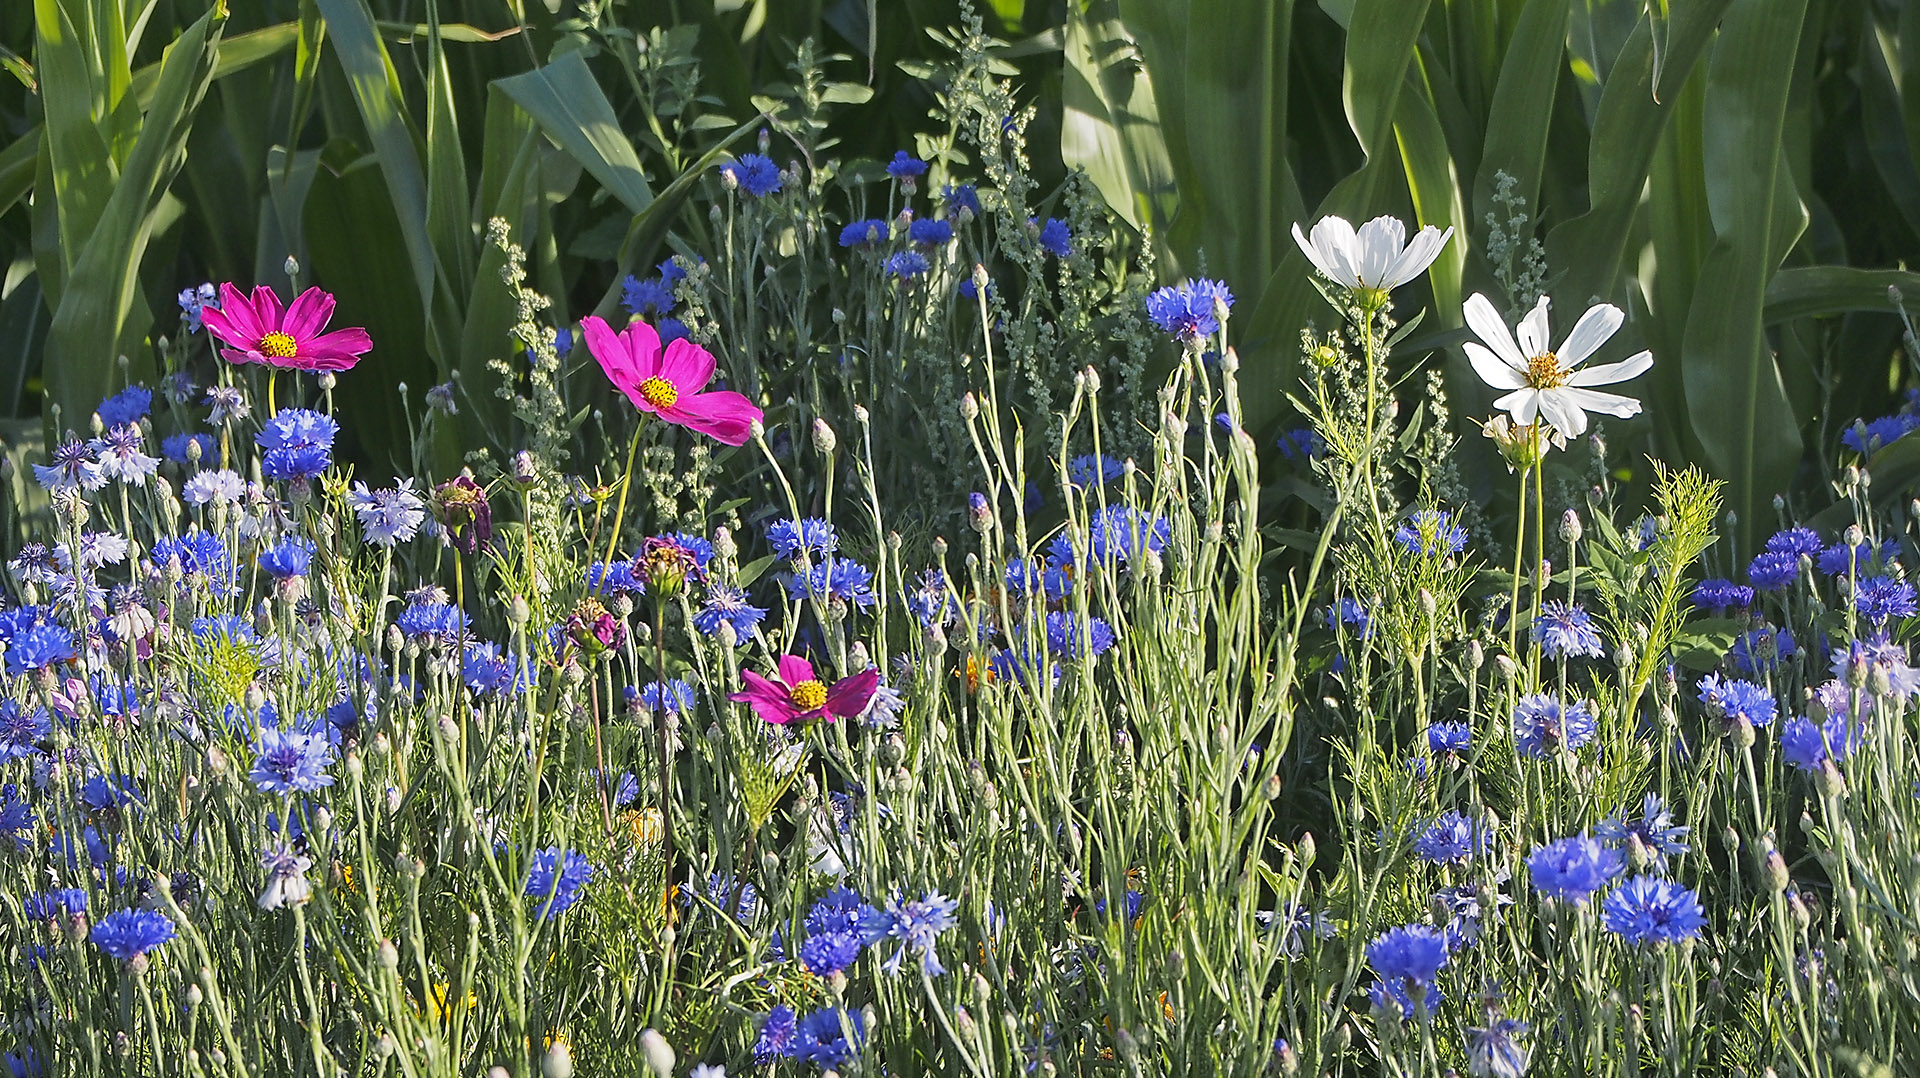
[1832,635,1920,699]
[958,275,993,300]
[347,480,427,547]
[800,930,863,976]
[768,517,837,560]
[886,151,928,181]
[659,318,690,344]
[1048,505,1169,568]
[524,846,595,919]
[1394,509,1468,558]
[1034,217,1071,257]
[91,908,176,961]
[639,679,696,714]
[0,784,35,850]
[178,282,218,332]
[694,872,759,922]
[791,1007,864,1067]
[1766,527,1824,558]
[96,385,152,427]
[586,559,644,595]
[1842,413,1920,454]
[1326,597,1371,638]
[1044,611,1118,660]
[250,727,336,794]
[1511,694,1596,757]
[1747,551,1800,591]
[462,641,529,697]
[724,153,782,196]
[1781,714,1858,773]
[786,559,877,609]
[908,218,952,246]
[942,183,980,217]
[904,569,954,628]
[885,251,930,279]
[621,274,676,317]
[1696,673,1777,729]
[1276,427,1327,462]
[6,623,75,677]
[1729,624,1795,677]
[1067,453,1124,488]
[23,887,87,922]
[691,583,770,639]
[838,218,890,248]
[259,537,315,580]
[1854,575,1918,624]
[663,532,715,569]
[1532,601,1605,658]
[1465,1018,1531,1078]
[160,432,216,466]
[1601,875,1706,945]
[1144,278,1235,341]
[755,1006,798,1063]
[1526,836,1623,902]
[79,773,140,812]
[0,702,49,761]
[395,601,470,644]
[33,440,105,492]
[1818,539,1898,578]
[1427,722,1470,756]
[1691,578,1753,612]
[1414,811,1489,865]
[807,886,881,937]
[1595,793,1691,868]
[1369,979,1442,1023]
[257,408,338,482]
[1366,923,1448,991]
[864,889,960,976]
[658,257,688,285]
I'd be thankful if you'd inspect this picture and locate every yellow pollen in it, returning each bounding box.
[1525,351,1566,389]
[638,376,678,409]
[259,331,299,359]
[788,679,828,711]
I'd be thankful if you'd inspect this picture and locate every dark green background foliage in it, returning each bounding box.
[4,0,1920,542]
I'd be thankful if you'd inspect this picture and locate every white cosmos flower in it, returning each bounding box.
[1463,292,1652,439]
[1292,215,1454,296]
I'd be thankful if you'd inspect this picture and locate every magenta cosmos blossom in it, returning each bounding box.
[201,284,373,372]
[731,655,879,726]
[580,316,761,446]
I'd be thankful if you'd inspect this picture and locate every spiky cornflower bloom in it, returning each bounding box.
[1853,575,1918,625]
[23,887,87,923]
[395,601,470,647]
[62,532,125,572]
[807,886,882,937]
[755,1007,798,1063]
[92,424,160,486]
[886,150,928,182]
[1066,454,1124,489]
[864,889,960,976]
[942,182,981,218]
[80,773,140,813]
[348,479,427,547]
[430,476,493,554]
[1370,979,1443,1024]
[1465,1017,1531,1078]
[1366,924,1449,1005]
[523,847,595,919]
[259,537,314,581]
[1049,505,1170,569]
[581,315,761,446]
[1746,550,1799,592]
[691,583,769,639]
[462,641,528,697]
[789,1007,864,1067]
[785,559,878,609]
[586,559,643,595]
[5,623,75,677]
[1691,578,1754,613]
[620,274,676,318]
[1601,875,1706,945]
[161,432,216,467]
[1428,722,1470,757]
[95,385,152,428]
[250,727,335,794]
[0,702,49,762]
[884,251,930,280]
[257,408,338,482]
[564,596,626,658]
[1781,714,1858,773]
[149,529,235,595]
[638,534,704,599]
[1326,597,1371,638]
[1532,600,1605,658]
[181,469,245,507]
[1818,539,1898,578]
[1144,278,1235,341]
[732,655,878,726]
[1526,836,1623,902]
[799,930,863,976]
[0,784,33,850]
[258,843,314,910]
[1395,509,1469,558]
[201,283,373,371]
[1595,793,1691,869]
[838,218,890,248]
[1414,811,1490,865]
[178,282,218,333]
[1044,611,1118,661]
[1511,694,1596,758]
[768,517,837,560]
[91,908,176,962]
[1032,216,1072,257]
[203,384,250,425]
[904,569,955,628]
[1695,672,1777,733]
[1276,426,1327,462]
[33,440,106,492]
[1729,623,1795,678]
[1765,526,1823,557]
[908,218,952,247]
[639,679,696,715]
[1831,636,1920,699]
[722,152,782,196]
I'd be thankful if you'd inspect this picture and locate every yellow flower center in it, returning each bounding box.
[1526,351,1567,389]
[259,331,299,359]
[788,679,828,711]
[638,376,678,409]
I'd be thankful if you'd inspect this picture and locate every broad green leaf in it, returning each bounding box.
[1762,267,1920,323]
[1393,71,1465,325]
[1059,0,1178,236]
[1470,0,1570,243]
[495,50,656,217]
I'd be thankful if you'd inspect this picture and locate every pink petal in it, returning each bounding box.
[777,654,815,686]
[729,670,798,724]
[281,287,336,341]
[825,667,880,718]
[657,337,716,392]
[300,327,374,370]
[204,282,263,346]
[220,346,264,367]
[665,390,761,446]
[581,316,642,398]
[249,286,285,332]
[624,319,665,381]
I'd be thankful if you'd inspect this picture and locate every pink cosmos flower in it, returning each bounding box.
[730,655,879,726]
[580,316,761,446]
[200,284,374,372]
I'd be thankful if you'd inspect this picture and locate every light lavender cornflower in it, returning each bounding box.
[865,889,960,976]
[258,843,314,910]
[182,469,246,507]
[203,385,250,425]
[33,440,106,492]
[348,480,427,547]
[92,425,160,486]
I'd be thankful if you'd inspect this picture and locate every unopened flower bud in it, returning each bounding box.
[639,1030,675,1078]
[542,1040,574,1078]
[960,393,979,421]
[1559,509,1583,544]
[812,418,837,454]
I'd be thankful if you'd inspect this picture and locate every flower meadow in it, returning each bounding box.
[9,28,1920,1078]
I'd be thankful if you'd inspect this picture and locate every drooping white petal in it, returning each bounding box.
[1535,390,1590,438]
[1556,386,1645,419]
[1304,217,1364,287]
[1292,221,1344,283]
[1514,296,1554,360]
[1566,349,1653,388]
[1354,216,1407,288]
[1380,225,1453,289]
[1465,341,1527,389]
[1556,303,1626,369]
[1463,293,1529,371]
[1493,387,1543,427]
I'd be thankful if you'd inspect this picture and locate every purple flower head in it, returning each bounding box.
[1144,278,1235,341]
[1765,527,1824,558]
[885,251,931,279]
[886,151,928,181]
[1427,722,1470,756]
[1691,578,1753,613]
[1747,551,1800,592]
[250,726,335,794]
[1853,575,1918,625]
[96,385,152,428]
[909,218,953,246]
[1414,811,1490,865]
[691,583,769,639]
[1696,673,1778,729]
[1034,217,1071,257]
[863,888,959,976]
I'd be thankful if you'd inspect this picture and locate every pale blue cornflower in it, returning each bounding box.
[1532,600,1605,658]
[1511,694,1596,757]
[250,727,336,794]
[1594,793,1691,869]
[92,425,160,486]
[33,440,106,492]
[182,469,246,507]
[865,889,960,976]
[348,480,427,547]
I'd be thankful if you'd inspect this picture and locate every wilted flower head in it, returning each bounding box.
[430,476,492,554]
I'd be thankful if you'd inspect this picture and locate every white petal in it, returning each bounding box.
[1558,385,1644,419]
[1566,349,1653,387]
[1382,225,1453,289]
[1355,216,1407,288]
[1465,341,1527,389]
[1556,303,1625,369]
[1463,293,1528,370]
[1493,387,1542,427]
[1515,295,1553,359]
[1292,222,1341,282]
[1306,217,1362,287]
[1536,389,1590,438]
